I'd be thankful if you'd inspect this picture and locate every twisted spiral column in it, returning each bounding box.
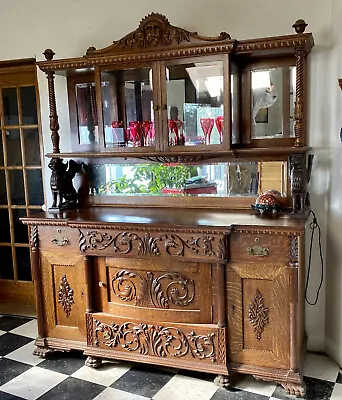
[294,49,305,147]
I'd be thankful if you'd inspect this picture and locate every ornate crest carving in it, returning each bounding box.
[93,319,216,362]
[58,275,74,317]
[111,269,195,308]
[248,289,269,341]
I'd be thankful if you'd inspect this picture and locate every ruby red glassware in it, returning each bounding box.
[200,118,214,145]
[215,116,224,144]
[129,121,143,147]
[168,119,179,145]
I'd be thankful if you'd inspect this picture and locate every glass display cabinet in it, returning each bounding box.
[22,14,314,397]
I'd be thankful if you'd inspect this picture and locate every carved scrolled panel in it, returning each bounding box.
[88,314,220,364]
[57,275,75,318]
[248,289,269,341]
[79,228,227,261]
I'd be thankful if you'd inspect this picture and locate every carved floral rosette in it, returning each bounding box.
[88,316,220,364]
[79,228,227,261]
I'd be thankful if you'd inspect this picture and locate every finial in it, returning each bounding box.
[43,49,55,60]
[292,19,308,34]
[86,46,96,55]
[339,79,342,90]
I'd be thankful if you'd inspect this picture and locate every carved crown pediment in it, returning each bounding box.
[86,12,231,56]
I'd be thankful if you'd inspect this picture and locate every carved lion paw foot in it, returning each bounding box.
[85,356,102,368]
[214,374,231,388]
[280,381,306,397]
[33,346,56,358]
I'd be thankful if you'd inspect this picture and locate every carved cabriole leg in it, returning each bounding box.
[279,380,306,397]
[85,356,102,368]
[214,374,231,388]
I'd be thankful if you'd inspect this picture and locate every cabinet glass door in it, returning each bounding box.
[101,66,157,149]
[164,60,224,148]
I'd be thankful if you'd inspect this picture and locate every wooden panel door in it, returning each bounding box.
[227,262,290,369]
[40,250,88,342]
[0,60,44,308]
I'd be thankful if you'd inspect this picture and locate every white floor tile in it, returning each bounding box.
[10,319,38,339]
[71,363,131,386]
[0,329,6,336]
[93,387,150,400]
[0,366,67,400]
[232,375,277,397]
[5,340,44,366]
[304,353,340,382]
[330,383,342,400]
[153,374,218,400]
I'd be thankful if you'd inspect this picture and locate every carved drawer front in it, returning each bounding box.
[227,262,290,369]
[229,231,289,263]
[86,313,227,371]
[94,257,212,324]
[38,226,79,251]
[78,227,227,262]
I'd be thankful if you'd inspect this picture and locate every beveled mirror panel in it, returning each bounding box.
[251,67,295,139]
[87,161,287,198]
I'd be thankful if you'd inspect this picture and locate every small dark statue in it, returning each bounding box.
[49,158,81,210]
[290,153,314,215]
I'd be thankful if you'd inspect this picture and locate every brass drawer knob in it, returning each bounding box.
[98,281,106,288]
[51,229,69,246]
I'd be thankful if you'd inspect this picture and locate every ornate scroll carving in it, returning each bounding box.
[29,225,39,249]
[58,275,74,317]
[111,269,195,309]
[79,229,225,260]
[93,319,216,362]
[289,235,299,264]
[248,289,269,341]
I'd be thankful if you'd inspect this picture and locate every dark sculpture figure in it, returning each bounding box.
[290,153,313,214]
[49,158,82,210]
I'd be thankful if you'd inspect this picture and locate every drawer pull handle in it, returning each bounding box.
[98,281,106,288]
[51,236,69,246]
[248,245,269,257]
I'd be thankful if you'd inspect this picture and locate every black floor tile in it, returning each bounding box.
[37,377,106,400]
[0,316,32,332]
[336,371,342,384]
[38,351,86,375]
[178,368,216,382]
[0,358,31,386]
[111,363,175,398]
[272,377,335,400]
[0,333,32,357]
[211,387,269,399]
[0,392,25,400]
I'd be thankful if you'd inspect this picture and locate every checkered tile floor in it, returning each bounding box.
[0,315,341,400]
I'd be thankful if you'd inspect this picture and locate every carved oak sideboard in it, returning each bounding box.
[22,208,307,396]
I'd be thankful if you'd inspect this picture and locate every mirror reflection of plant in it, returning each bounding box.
[99,164,198,194]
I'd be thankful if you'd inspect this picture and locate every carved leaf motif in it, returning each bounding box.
[58,275,74,318]
[111,270,146,305]
[248,289,269,341]
[93,320,216,362]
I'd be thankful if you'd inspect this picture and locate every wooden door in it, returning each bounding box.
[0,60,44,309]
[227,262,291,369]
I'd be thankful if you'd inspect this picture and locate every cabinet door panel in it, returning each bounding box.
[227,263,290,369]
[40,251,88,342]
[94,257,212,324]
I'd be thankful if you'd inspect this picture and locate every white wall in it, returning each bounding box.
[1,0,341,363]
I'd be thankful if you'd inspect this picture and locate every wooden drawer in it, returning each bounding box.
[94,257,213,324]
[38,226,79,251]
[229,231,289,263]
[86,313,227,372]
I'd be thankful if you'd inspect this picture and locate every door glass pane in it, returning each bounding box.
[27,169,44,205]
[3,88,19,126]
[0,209,11,242]
[0,246,14,279]
[5,129,22,166]
[13,209,28,243]
[20,86,38,125]
[9,170,25,205]
[75,82,99,144]
[0,170,7,204]
[0,133,4,166]
[24,129,41,165]
[166,60,224,146]
[16,247,32,281]
[101,68,155,148]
